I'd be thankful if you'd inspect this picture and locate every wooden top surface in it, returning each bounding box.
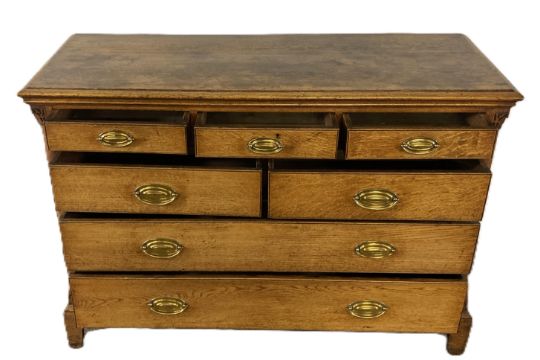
[19,34,522,107]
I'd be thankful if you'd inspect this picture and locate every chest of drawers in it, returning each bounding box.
[18,34,522,355]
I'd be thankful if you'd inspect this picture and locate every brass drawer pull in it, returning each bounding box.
[401,137,439,154]
[353,189,399,210]
[355,241,396,259]
[247,137,284,154]
[147,298,188,315]
[348,300,388,319]
[97,130,134,147]
[141,238,183,258]
[134,184,178,205]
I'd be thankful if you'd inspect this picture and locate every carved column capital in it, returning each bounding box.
[31,106,56,124]
[485,109,510,128]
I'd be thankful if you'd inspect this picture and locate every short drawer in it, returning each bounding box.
[45,110,188,154]
[195,112,338,158]
[61,217,478,274]
[70,274,467,333]
[345,113,497,160]
[269,160,491,221]
[50,154,261,217]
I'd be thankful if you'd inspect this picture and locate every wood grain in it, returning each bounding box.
[60,218,479,274]
[18,35,522,111]
[70,274,467,333]
[269,171,491,221]
[20,34,519,93]
[50,165,261,217]
[195,113,338,158]
[346,129,497,160]
[45,121,187,154]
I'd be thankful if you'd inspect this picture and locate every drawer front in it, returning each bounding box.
[44,110,188,154]
[50,165,261,217]
[195,112,338,158]
[61,219,478,274]
[70,275,467,333]
[45,121,187,154]
[269,171,491,221]
[346,129,496,159]
[195,128,338,158]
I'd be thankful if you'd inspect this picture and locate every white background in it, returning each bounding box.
[1,0,538,359]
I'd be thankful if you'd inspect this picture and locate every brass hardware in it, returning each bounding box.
[355,241,396,259]
[401,137,439,154]
[134,184,178,205]
[353,189,399,210]
[347,300,388,319]
[147,298,188,315]
[247,137,284,154]
[97,130,134,147]
[141,238,183,258]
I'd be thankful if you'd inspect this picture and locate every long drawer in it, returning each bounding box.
[50,154,261,217]
[269,160,491,221]
[70,274,467,333]
[60,217,478,274]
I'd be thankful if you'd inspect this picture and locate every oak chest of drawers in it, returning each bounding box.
[19,34,522,355]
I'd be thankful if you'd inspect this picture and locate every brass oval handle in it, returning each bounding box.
[247,137,284,154]
[401,137,439,154]
[355,241,396,259]
[147,297,188,315]
[134,184,178,205]
[141,238,183,258]
[97,130,134,147]
[353,189,399,210]
[348,300,388,319]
